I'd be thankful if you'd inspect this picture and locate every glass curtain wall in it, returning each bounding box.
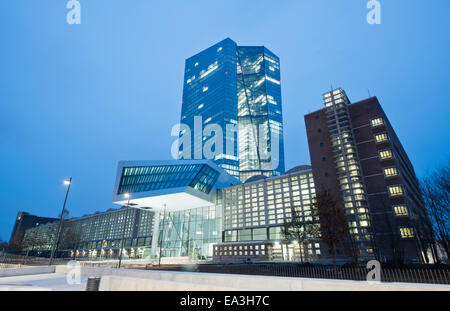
[180,38,239,177]
[158,205,222,259]
[237,47,285,181]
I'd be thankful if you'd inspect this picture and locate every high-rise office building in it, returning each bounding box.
[16,86,435,264]
[179,38,285,181]
[305,89,433,263]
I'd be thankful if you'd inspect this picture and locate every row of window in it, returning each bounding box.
[215,249,266,257]
[371,117,410,219]
[324,91,371,243]
[400,227,414,238]
[223,172,315,230]
[215,244,265,251]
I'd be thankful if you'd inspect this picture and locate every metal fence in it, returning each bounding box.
[0,252,69,267]
[145,263,450,285]
[2,251,448,285]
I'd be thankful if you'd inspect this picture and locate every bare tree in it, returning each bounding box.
[0,237,8,251]
[281,207,320,262]
[59,226,81,259]
[382,211,405,266]
[421,160,450,261]
[22,229,43,257]
[312,187,349,269]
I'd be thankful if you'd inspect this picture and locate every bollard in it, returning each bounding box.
[85,276,101,291]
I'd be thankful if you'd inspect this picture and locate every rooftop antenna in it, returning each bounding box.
[368,89,371,97]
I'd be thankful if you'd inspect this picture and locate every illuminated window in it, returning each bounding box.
[384,167,399,177]
[200,62,218,79]
[394,205,409,216]
[379,149,393,160]
[371,118,384,127]
[400,227,414,238]
[375,133,389,143]
[265,75,280,85]
[388,185,404,197]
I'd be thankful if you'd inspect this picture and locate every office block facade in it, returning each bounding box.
[179,38,285,181]
[9,212,58,250]
[22,207,155,260]
[217,166,324,262]
[305,89,432,263]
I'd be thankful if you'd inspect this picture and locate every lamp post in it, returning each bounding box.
[158,204,167,266]
[49,177,72,266]
[118,193,152,269]
[118,193,131,269]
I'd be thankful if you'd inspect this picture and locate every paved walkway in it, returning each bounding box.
[0,273,87,291]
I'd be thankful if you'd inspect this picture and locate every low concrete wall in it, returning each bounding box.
[99,275,238,291]
[0,286,52,291]
[55,265,450,291]
[0,266,55,278]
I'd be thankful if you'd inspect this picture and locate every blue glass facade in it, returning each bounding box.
[118,163,219,195]
[180,38,239,177]
[237,46,285,181]
[179,38,285,182]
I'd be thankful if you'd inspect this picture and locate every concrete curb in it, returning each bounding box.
[55,266,450,291]
[0,266,55,278]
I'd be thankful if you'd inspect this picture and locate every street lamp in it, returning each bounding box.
[117,193,151,269]
[49,177,72,266]
[158,203,167,266]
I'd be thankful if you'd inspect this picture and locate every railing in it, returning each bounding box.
[0,252,69,267]
[3,252,448,285]
[145,263,450,285]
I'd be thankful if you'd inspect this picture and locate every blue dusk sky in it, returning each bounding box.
[0,1,449,241]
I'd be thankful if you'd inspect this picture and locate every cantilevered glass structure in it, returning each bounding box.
[111,159,240,259]
[112,160,240,212]
[117,163,220,196]
[178,38,285,182]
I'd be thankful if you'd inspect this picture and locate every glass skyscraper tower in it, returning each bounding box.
[179,38,285,181]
